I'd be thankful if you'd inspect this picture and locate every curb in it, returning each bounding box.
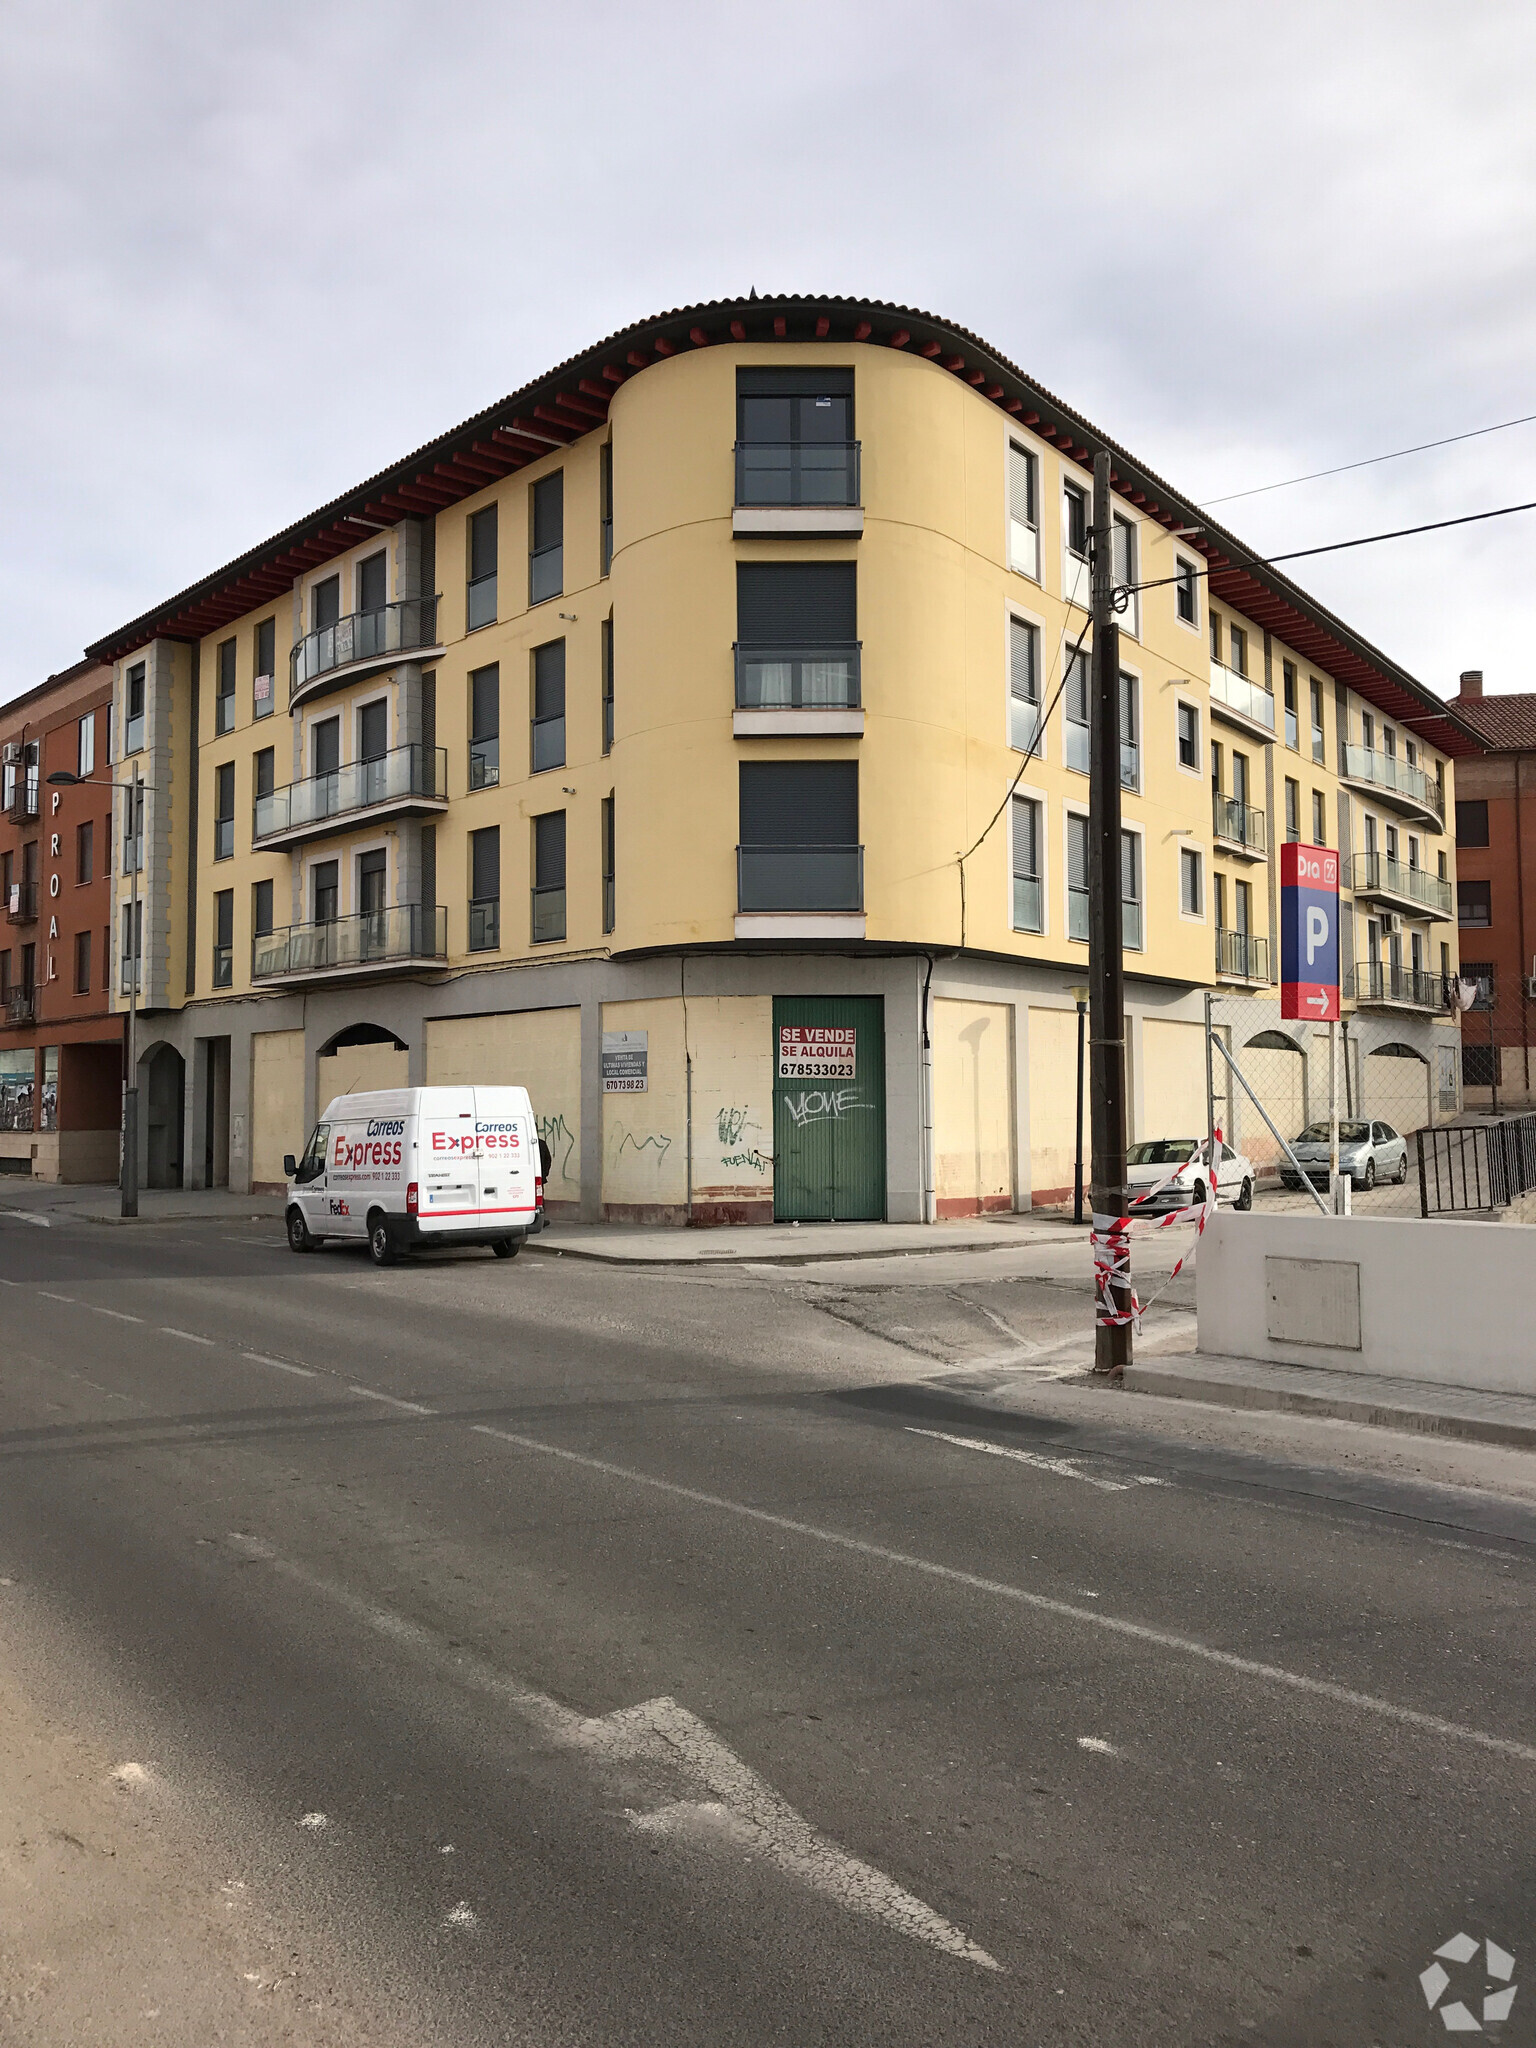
[522,1231,1082,1270]
[1124,1363,1536,1452]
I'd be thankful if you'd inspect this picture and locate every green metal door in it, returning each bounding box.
[772,997,886,1221]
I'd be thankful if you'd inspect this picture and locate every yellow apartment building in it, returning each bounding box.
[85,294,1480,1215]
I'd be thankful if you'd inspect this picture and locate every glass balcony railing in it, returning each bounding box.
[1346,960,1448,1011]
[254,745,446,843]
[1213,794,1267,853]
[531,885,566,944]
[1216,928,1269,981]
[734,442,861,508]
[1209,662,1276,734]
[737,845,863,914]
[468,897,500,952]
[289,597,439,700]
[1350,851,1452,918]
[252,903,446,980]
[1341,744,1443,820]
[1012,874,1043,933]
[735,644,861,710]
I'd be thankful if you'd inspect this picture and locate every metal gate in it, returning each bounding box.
[772,996,886,1221]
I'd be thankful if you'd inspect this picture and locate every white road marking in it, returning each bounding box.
[111,1761,152,1787]
[227,1533,997,1968]
[161,1327,215,1346]
[0,1211,50,1228]
[39,1291,76,1304]
[906,1426,1150,1493]
[443,1901,479,1930]
[298,1811,329,1830]
[469,1425,1536,1768]
[243,1352,316,1379]
[1076,1736,1120,1756]
[87,1306,144,1324]
[348,1385,435,1414]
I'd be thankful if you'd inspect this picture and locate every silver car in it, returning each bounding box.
[1280,1118,1410,1191]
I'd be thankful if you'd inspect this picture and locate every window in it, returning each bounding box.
[602,794,615,933]
[1458,880,1492,927]
[1382,724,1396,759]
[213,889,233,987]
[600,441,613,574]
[76,819,93,885]
[1405,738,1417,769]
[529,472,563,604]
[1063,480,1088,560]
[254,747,275,804]
[253,617,276,719]
[1064,645,1090,773]
[125,662,146,753]
[1463,1044,1497,1089]
[120,898,142,994]
[73,929,91,995]
[101,925,108,990]
[1121,830,1143,949]
[311,716,341,781]
[1231,750,1250,813]
[1067,812,1089,941]
[737,761,861,913]
[213,763,235,859]
[1361,710,1375,753]
[601,615,614,755]
[253,878,274,940]
[122,780,143,871]
[1119,671,1139,790]
[469,663,500,789]
[467,505,498,630]
[1456,799,1490,846]
[1311,790,1326,846]
[1112,515,1138,634]
[531,640,566,771]
[1440,940,1451,979]
[1180,845,1203,917]
[735,561,859,708]
[1284,777,1300,843]
[357,550,386,615]
[736,369,856,507]
[1408,834,1420,872]
[1364,812,1377,856]
[1177,701,1199,770]
[312,859,339,926]
[1011,795,1042,932]
[357,850,386,932]
[1385,822,1398,864]
[1283,663,1299,749]
[1437,850,1448,883]
[1228,623,1247,677]
[532,810,566,942]
[1209,608,1223,663]
[1008,615,1042,752]
[77,711,95,777]
[215,638,236,735]
[469,825,500,951]
[0,947,9,1000]
[1210,739,1223,792]
[1309,677,1325,762]
[1007,442,1040,579]
[311,574,340,632]
[1174,557,1198,626]
[1461,960,1495,1006]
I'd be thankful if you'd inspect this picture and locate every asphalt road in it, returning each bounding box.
[0,1214,1531,2046]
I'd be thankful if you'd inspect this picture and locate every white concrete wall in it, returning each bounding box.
[1198,1210,1536,1395]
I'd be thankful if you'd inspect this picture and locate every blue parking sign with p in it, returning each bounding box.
[1280,843,1340,1022]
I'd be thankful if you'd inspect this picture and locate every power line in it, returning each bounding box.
[1200,409,1536,506]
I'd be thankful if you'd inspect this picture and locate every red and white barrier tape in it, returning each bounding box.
[1091,1131,1223,1331]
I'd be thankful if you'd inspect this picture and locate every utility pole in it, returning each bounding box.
[1088,449,1131,1374]
[123,768,140,1220]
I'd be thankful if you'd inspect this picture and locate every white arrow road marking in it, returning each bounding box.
[0,1209,50,1227]
[227,1534,997,1970]
[906,1426,1166,1492]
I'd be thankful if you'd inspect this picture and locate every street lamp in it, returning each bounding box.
[48,765,152,1219]
[1069,984,1090,1226]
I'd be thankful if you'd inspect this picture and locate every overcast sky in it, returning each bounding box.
[3,0,1533,702]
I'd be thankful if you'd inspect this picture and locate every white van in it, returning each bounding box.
[283,1085,540,1266]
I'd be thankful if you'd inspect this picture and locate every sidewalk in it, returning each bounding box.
[0,1181,284,1226]
[530,1214,1085,1265]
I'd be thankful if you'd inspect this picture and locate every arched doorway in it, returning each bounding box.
[1365,1040,1432,1135]
[316,1023,409,1106]
[140,1042,185,1189]
[1238,1028,1308,1169]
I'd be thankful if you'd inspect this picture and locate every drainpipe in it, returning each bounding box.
[921,954,936,1224]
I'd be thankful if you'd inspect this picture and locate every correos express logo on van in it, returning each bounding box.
[430,1122,523,1156]
[333,1133,404,1169]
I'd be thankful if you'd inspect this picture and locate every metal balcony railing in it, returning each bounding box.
[252,903,446,980]
[6,777,39,825]
[737,845,864,914]
[734,644,861,710]
[1340,744,1443,820]
[1346,960,1448,1010]
[1349,850,1453,919]
[1209,662,1276,734]
[734,441,861,508]
[3,987,36,1025]
[253,745,447,843]
[5,881,37,925]
[1213,793,1267,854]
[1216,928,1269,981]
[289,597,439,701]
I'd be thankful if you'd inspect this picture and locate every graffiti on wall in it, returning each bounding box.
[611,1125,672,1167]
[781,1088,869,1128]
[538,1112,579,1182]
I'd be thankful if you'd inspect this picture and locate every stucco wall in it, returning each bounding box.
[250,1027,305,1189]
[425,1006,583,1208]
[932,997,1013,1215]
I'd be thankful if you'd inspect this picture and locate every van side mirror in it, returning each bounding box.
[283,1154,297,1177]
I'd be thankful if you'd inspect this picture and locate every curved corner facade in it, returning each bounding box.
[94,298,1473,1214]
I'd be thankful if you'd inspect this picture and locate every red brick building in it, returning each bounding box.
[0,660,123,1179]
[1448,669,1536,1108]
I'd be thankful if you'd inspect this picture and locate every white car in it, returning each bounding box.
[1124,1138,1254,1213]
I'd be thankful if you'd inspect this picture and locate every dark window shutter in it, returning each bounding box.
[471,664,499,741]
[534,810,566,887]
[737,563,856,644]
[217,639,236,690]
[739,761,858,846]
[358,551,387,612]
[532,473,563,552]
[216,763,234,820]
[312,576,340,630]
[471,825,500,901]
[255,748,274,799]
[469,506,498,581]
[215,890,233,946]
[358,700,388,761]
[533,640,566,718]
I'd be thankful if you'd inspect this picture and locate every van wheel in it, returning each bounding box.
[368,1213,396,1266]
[287,1207,318,1254]
[1235,1178,1253,1212]
[491,1237,519,1259]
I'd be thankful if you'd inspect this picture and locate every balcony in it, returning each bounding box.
[1347,959,1448,1011]
[252,903,447,986]
[1350,850,1452,920]
[1208,662,1276,742]
[5,881,37,926]
[1212,794,1267,860]
[733,442,863,538]
[1340,744,1443,828]
[1216,928,1270,983]
[252,745,448,852]
[2,988,36,1026]
[733,644,864,737]
[289,597,442,710]
[5,777,39,825]
[735,844,865,941]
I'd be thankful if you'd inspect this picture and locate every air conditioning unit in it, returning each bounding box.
[1526,975,1536,1001]
[1386,912,1404,934]
[1,743,20,764]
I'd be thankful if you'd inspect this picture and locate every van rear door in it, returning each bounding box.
[471,1088,536,1229]
[417,1088,479,1233]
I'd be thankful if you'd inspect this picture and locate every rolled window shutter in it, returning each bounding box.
[737,563,856,643]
